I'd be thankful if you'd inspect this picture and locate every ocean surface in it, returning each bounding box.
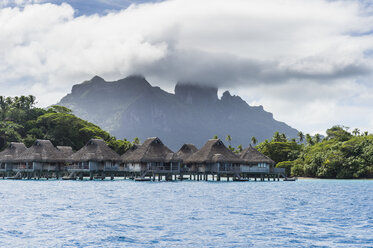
[0,179,372,247]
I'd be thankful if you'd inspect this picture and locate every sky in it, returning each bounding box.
[1,0,373,135]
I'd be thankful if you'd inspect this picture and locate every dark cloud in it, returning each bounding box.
[139,48,371,87]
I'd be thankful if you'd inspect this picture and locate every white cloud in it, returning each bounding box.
[0,0,373,134]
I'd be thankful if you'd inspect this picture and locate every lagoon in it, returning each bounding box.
[0,179,372,247]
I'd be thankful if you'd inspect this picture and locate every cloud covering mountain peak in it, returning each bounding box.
[1,0,373,134]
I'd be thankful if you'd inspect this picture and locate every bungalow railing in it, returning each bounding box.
[180,167,189,172]
[240,167,269,173]
[67,164,89,170]
[148,164,179,172]
[104,164,119,171]
[18,164,34,170]
[273,168,286,174]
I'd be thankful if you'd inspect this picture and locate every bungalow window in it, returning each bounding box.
[26,162,33,169]
[106,161,115,167]
[258,163,267,168]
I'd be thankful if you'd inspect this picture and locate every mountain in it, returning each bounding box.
[57,75,299,150]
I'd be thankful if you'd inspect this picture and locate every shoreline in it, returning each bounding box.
[297,177,373,180]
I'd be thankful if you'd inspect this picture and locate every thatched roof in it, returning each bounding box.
[121,144,139,159]
[57,146,73,157]
[122,137,180,163]
[69,139,121,162]
[240,145,275,165]
[185,139,243,164]
[0,142,27,162]
[175,144,198,160]
[15,140,64,163]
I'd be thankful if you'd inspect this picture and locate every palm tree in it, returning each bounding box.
[251,136,257,145]
[314,133,321,143]
[273,132,281,142]
[352,128,360,136]
[305,134,314,146]
[364,131,369,136]
[5,97,12,106]
[19,96,26,110]
[226,135,232,147]
[298,131,304,143]
[237,144,243,153]
[28,95,36,108]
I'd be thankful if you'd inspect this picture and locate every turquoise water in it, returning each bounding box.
[0,179,372,247]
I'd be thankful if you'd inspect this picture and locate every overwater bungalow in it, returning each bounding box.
[175,144,198,172]
[0,137,284,181]
[68,139,121,177]
[176,144,198,160]
[240,145,285,178]
[184,139,244,180]
[121,137,181,178]
[57,146,73,158]
[14,140,66,178]
[0,142,27,174]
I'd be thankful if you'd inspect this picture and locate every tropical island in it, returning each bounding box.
[0,95,372,179]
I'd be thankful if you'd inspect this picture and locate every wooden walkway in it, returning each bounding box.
[0,168,287,181]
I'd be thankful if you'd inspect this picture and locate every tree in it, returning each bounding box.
[272,132,281,142]
[305,134,314,146]
[276,161,295,176]
[326,125,352,141]
[133,137,140,145]
[49,105,73,114]
[0,95,130,153]
[107,139,132,155]
[314,133,321,143]
[236,144,243,153]
[213,135,218,139]
[226,135,232,147]
[352,128,360,136]
[251,136,257,145]
[256,139,302,164]
[298,131,304,143]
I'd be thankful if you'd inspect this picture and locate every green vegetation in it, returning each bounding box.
[2,96,372,178]
[251,136,257,145]
[256,126,373,179]
[0,96,131,154]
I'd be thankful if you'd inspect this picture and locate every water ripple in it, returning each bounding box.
[0,179,371,247]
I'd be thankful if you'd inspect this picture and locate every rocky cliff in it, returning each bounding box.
[58,75,298,150]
